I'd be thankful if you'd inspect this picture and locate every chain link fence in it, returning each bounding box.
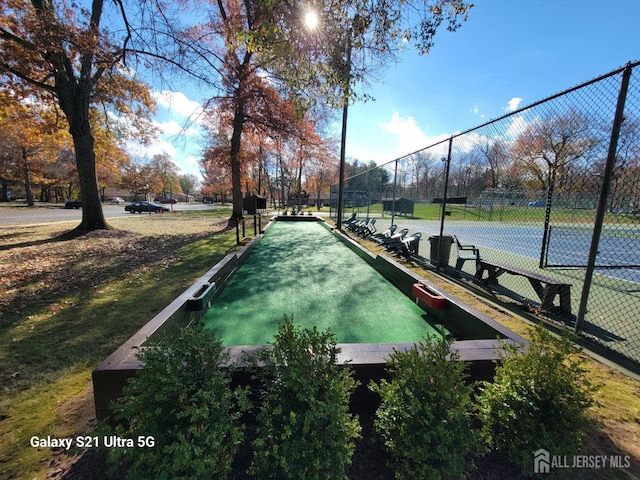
[330,61,640,369]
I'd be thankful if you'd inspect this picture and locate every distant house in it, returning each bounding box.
[287,190,310,207]
[102,188,134,202]
[308,192,330,208]
[172,193,195,202]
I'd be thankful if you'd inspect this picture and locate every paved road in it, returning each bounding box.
[0,202,217,227]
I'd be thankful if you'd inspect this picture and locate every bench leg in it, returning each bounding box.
[559,285,572,314]
[486,267,504,284]
[474,265,485,282]
[540,284,560,311]
[528,279,546,302]
[475,264,504,284]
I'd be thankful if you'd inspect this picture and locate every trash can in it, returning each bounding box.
[428,234,453,266]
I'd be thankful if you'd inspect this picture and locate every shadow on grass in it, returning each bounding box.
[0,228,237,395]
[0,230,78,251]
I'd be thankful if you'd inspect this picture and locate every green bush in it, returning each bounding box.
[101,325,248,480]
[476,326,595,476]
[370,337,476,480]
[249,316,361,480]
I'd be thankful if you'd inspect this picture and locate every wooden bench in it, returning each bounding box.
[475,259,572,314]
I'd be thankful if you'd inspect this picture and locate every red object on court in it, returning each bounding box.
[412,282,447,310]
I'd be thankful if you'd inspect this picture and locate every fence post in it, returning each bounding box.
[366,170,372,219]
[391,160,398,228]
[437,137,453,268]
[575,63,632,332]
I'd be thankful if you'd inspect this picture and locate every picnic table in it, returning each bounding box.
[475,259,572,314]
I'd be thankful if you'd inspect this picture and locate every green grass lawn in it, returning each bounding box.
[0,210,239,479]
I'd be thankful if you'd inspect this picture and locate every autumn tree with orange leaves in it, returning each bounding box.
[179,0,472,222]
[0,89,71,205]
[1,0,471,226]
[200,77,338,212]
[0,0,156,232]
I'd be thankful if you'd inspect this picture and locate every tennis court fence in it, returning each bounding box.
[331,61,640,370]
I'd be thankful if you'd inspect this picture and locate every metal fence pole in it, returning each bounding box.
[437,137,453,268]
[391,160,398,228]
[575,64,632,332]
[366,171,371,219]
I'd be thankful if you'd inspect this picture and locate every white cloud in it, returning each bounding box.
[505,97,523,112]
[346,112,452,164]
[127,138,177,160]
[471,105,485,119]
[182,155,203,178]
[505,114,528,139]
[126,139,202,178]
[379,112,431,153]
[152,90,204,123]
[154,119,201,137]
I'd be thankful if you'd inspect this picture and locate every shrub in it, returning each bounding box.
[476,326,595,476]
[370,336,476,480]
[101,325,248,480]
[249,316,361,480]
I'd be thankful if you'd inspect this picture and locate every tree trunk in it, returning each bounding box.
[228,51,254,224]
[296,148,303,213]
[230,104,245,223]
[22,148,34,207]
[58,78,110,232]
[279,155,286,210]
[73,129,109,231]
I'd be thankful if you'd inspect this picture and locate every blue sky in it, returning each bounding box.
[146,0,640,179]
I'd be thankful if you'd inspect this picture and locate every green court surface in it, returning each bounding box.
[201,221,440,345]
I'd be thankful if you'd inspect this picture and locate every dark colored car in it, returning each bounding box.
[158,198,177,204]
[64,199,82,209]
[124,201,170,213]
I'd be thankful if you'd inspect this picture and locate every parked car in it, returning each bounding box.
[158,198,177,204]
[527,200,546,207]
[124,201,169,213]
[64,199,82,209]
[109,197,125,204]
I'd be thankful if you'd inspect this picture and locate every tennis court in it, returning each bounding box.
[379,218,640,284]
[546,225,640,271]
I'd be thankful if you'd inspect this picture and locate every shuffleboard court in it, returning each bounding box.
[201,221,441,345]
